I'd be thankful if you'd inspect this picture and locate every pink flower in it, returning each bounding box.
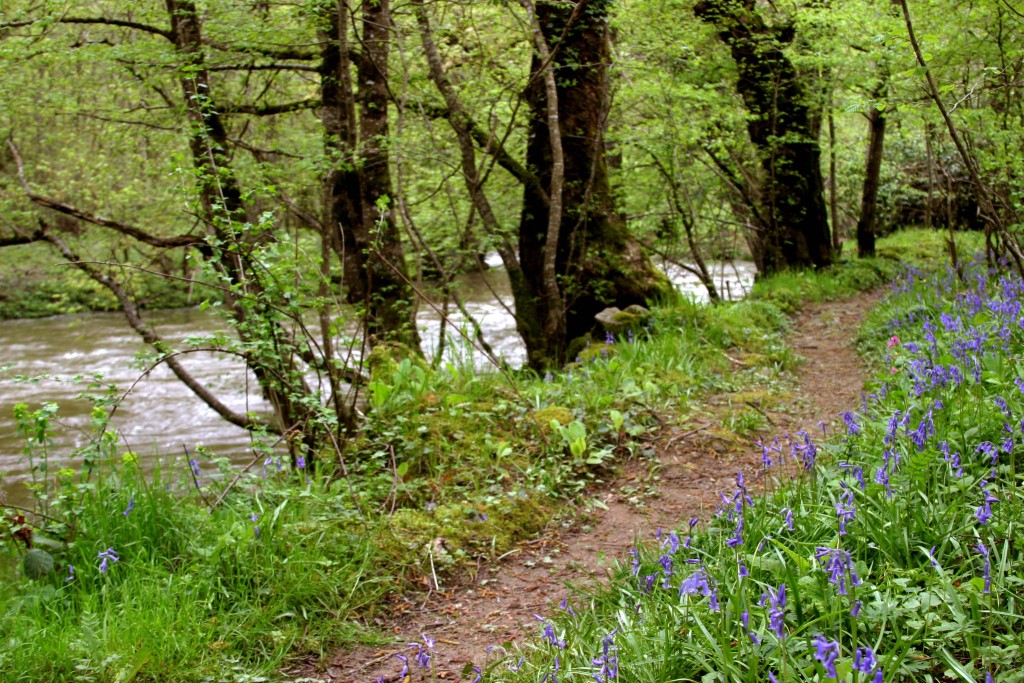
[887,335,901,348]
[890,366,898,375]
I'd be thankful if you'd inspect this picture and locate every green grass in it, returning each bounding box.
[0,227,979,681]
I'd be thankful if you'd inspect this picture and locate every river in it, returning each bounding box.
[0,260,754,505]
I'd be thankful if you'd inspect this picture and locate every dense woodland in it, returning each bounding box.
[1,0,1022,461]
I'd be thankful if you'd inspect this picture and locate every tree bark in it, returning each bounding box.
[319,0,420,348]
[856,103,887,258]
[516,0,669,368]
[694,0,833,274]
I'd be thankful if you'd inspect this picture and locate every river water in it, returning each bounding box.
[0,261,754,504]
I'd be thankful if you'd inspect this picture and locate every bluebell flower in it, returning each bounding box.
[534,616,566,648]
[65,564,75,583]
[97,547,119,574]
[782,507,794,531]
[189,459,200,477]
[767,583,786,639]
[393,653,409,679]
[835,486,856,535]
[851,600,862,617]
[122,494,134,516]
[814,546,861,595]
[976,542,991,594]
[841,411,860,436]
[853,646,877,674]
[591,629,618,682]
[812,634,841,679]
[628,548,640,576]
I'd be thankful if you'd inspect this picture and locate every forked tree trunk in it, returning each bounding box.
[695,0,833,274]
[516,0,669,369]
[320,0,420,349]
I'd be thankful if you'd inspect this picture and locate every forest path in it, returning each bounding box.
[299,288,882,683]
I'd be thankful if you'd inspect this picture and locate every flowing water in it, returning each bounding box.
[0,261,754,505]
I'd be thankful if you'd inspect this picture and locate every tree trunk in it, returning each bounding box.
[694,0,833,274]
[320,0,420,349]
[516,0,669,369]
[856,104,887,258]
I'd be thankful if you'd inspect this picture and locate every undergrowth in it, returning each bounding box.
[443,254,1023,682]
[0,228,976,682]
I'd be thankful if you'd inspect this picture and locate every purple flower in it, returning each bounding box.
[296,455,306,470]
[535,616,566,648]
[767,583,786,639]
[393,653,409,680]
[122,493,134,516]
[842,411,861,436]
[189,459,200,477]
[97,547,119,574]
[853,646,877,673]
[628,548,640,576]
[251,512,260,538]
[408,634,434,668]
[812,634,841,679]
[471,666,482,683]
[65,564,75,583]
[976,480,1000,526]
[851,600,862,617]
[815,546,861,595]
[591,629,618,682]
[836,487,856,535]
[976,542,991,594]
[782,507,794,531]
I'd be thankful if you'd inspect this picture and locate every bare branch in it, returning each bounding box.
[220,98,322,116]
[7,138,199,249]
[1,16,173,41]
[43,232,276,433]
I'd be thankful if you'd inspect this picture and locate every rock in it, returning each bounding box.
[594,304,651,334]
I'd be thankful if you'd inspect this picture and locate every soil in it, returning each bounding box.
[294,290,882,683]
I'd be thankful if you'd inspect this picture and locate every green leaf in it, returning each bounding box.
[23,548,54,579]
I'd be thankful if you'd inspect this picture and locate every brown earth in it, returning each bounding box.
[294,289,882,683]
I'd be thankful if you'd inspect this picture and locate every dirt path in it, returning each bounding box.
[297,290,881,682]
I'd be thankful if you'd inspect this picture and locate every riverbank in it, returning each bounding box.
[0,229,984,682]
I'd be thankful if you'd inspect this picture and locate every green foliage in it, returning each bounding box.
[472,257,1024,681]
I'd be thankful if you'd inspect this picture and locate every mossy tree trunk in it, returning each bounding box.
[694,0,833,274]
[515,0,669,370]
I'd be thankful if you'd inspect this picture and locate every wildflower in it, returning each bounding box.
[65,564,74,583]
[642,574,657,593]
[976,480,999,526]
[559,597,576,617]
[189,459,200,478]
[591,629,618,682]
[535,616,566,648]
[812,634,841,679]
[738,562,749,578]
[540,655,560,683]
[853,647,877,674]
[122,493,134,517]
[782,507,794,531]
[628,548,640,576]
[393,653,409,680]
[766,583,786,639]
[296,455,306,470]
[814,546,861,595]
[817,420,828,437]
[251,512,260,538]
[836,486,856,535]
[888,335,901,348]
[97,547,119,574]
[928,546,939,568]
[884,411,901,445]
[471,666,482,683]
[851,600,862,617]
[544,373,554,383]
[769,673,779,683]
[978,441,998,467]
[510,656,524,672]
[841,411,861,436]
[726,514,744,548]
[662,532,680,555]
[605,331,615,345]
[408,634,434,668]
[976,542,991,594]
